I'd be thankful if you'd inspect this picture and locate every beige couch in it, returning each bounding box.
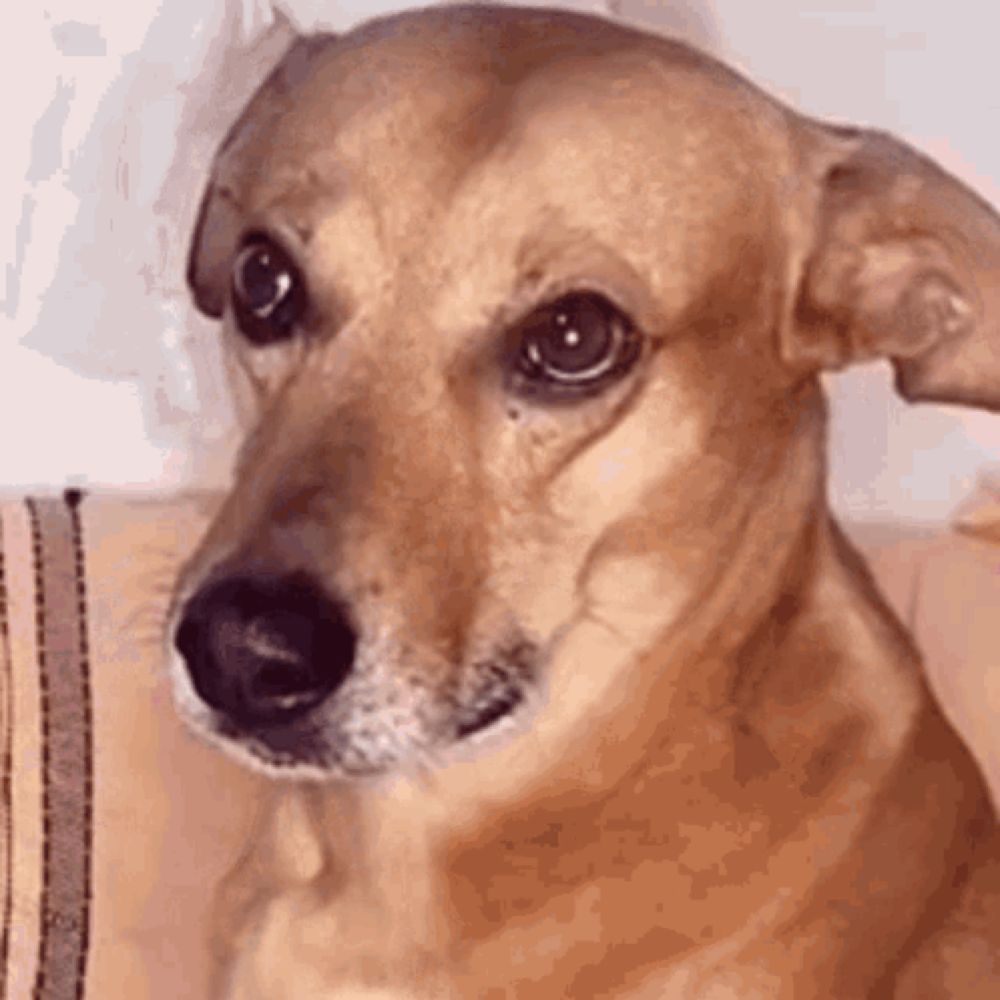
[1,492,997,999]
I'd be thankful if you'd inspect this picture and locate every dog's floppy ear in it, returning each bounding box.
[187,31,332,319]
[188,172,241,319]
[786,123,1000,409]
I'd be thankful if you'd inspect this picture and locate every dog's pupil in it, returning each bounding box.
[230,238,308,346]
[539,298,613,374]
[513,291,639,392]
[240,249,289,313]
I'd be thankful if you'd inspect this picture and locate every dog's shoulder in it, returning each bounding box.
[892,830,1000,998]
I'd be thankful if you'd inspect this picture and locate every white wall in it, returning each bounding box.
[3,0,998,520]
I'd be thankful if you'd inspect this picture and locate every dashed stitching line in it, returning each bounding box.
[26,498,51,1000]
[66,491,93,1000]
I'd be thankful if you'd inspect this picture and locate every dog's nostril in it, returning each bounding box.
[174,573,357,727]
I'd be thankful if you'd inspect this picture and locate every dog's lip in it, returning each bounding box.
[454,685,526,738]
[211,714,387,778]
[215,708,323,756]
[451,643,538,740]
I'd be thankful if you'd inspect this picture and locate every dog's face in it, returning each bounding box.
[172,5,1000,782]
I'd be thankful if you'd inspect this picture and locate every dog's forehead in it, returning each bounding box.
[202,7,799,341]
[219,8,789,221]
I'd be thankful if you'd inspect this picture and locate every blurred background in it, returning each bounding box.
[2,0,999,521]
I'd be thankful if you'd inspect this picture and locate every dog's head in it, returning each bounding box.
[172,5,1000,783]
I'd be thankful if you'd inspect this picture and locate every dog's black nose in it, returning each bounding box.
[174,573,357,727]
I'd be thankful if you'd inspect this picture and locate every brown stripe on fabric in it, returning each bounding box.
[65,491,93,1000]
[0,514,13,996]
[27,494,93,1000]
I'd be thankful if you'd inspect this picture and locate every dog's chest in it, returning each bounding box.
[219,890,454,1000]
[218,828,456,1000]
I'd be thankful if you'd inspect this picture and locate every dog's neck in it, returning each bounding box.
[224,496,985,997]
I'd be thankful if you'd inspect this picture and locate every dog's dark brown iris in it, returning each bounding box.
[513,291,640,393]
[231,236,307,345]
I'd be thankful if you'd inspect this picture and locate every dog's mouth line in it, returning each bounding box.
[450,642,540,740]
[454,684,526,738]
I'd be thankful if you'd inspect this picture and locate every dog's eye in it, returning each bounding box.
[230,238,307,346]
[512,292,640,391]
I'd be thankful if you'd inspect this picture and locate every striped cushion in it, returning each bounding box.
[0,493,266,1000]
[2,494,92,999]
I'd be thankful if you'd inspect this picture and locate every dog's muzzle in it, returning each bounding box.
[174,572,357,728]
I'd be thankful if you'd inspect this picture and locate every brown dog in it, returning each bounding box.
[170,4,1000,997]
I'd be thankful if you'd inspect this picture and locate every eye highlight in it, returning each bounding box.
[510,291,641,394]
[230,236,308,346]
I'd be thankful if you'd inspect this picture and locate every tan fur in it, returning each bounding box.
[175,5,1000,997]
